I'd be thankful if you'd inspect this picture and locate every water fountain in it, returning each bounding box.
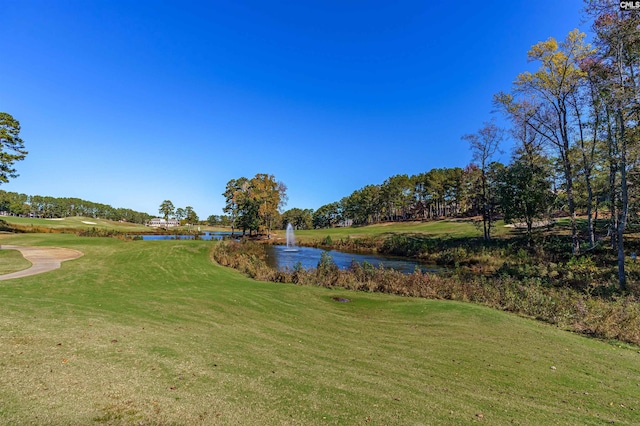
[284,223,298,251]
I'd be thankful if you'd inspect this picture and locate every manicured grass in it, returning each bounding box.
[0,216,152,232]
[0,248,31,274]
[271,219,513,244]
[0,215,232,234]
[0,233,638,424]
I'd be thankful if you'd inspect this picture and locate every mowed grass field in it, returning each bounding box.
[273,219,512,243]
[0,216,230,234]
[0,216,152,232]
[0,215,507,240]
[0,233,639,425]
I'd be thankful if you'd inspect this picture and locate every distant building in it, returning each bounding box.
[148,218,181,227]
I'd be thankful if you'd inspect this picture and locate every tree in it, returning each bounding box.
[584,1,640,290]
[461,165,483,216]
[496,29,594,254]
[184,206,198,224]
[381,175,411,221]
[462,120,503,241]
[312,202,342,228]
[175,207,186,222]
[207,214,220,226]
[444,167,466,216]
[573,57,603,249]
[207,214,230,227]
[0,112,28,184]
[496,160,554,241]
[343,184,381,225]
[223,178,248,236]
[237,195,260,235]
[158,200,175,228]
[223,174,287,238]
[250,173,287,239]
[281,208,313,230]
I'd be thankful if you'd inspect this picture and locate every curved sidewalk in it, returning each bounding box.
[0,245,83,280]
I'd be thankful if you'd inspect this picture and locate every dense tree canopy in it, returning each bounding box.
[281,208,313,230]
[0,112,28,184]
[223,174,287,237]
[312,202,342,229]
[184,206,198,224]
[207,214,230,227]
[0,190,152,224]
[310,165,506,230]
[496,161,554,240]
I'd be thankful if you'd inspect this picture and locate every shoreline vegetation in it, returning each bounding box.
[212,230,640,347]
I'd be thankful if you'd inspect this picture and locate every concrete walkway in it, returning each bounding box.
[0,245,83,280]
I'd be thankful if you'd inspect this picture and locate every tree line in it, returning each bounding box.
[0,190,153,224]
[310,167,483,229]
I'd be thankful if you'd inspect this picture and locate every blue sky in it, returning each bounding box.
[2,0,588,218]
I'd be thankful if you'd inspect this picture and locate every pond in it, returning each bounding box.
[139,235,439,274]
[263,245,440,274]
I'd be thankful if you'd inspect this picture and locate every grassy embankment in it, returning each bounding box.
[0,231,639,424]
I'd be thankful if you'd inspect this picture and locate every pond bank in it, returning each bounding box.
[212,239,640,346]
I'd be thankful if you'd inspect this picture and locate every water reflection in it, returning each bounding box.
[264,245,439,274]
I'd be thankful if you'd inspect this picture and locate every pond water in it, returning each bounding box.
[140,232,232,241]
[263,245,439,274]
[139,235,439,274]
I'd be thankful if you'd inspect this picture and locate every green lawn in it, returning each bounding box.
[0,248,31,274]
[0,215,231,234]
[0,215,508,241]
[0,216,152,232]
[273,219,512,243]
[0,233,638,424]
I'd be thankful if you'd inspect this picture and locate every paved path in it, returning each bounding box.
[0,245,83,280]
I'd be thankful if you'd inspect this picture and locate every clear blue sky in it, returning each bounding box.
[2,0,588,219]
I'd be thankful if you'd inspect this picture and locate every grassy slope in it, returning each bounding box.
[0,233,638,425]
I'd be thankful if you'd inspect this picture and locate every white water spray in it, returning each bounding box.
[285,223,298,251]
